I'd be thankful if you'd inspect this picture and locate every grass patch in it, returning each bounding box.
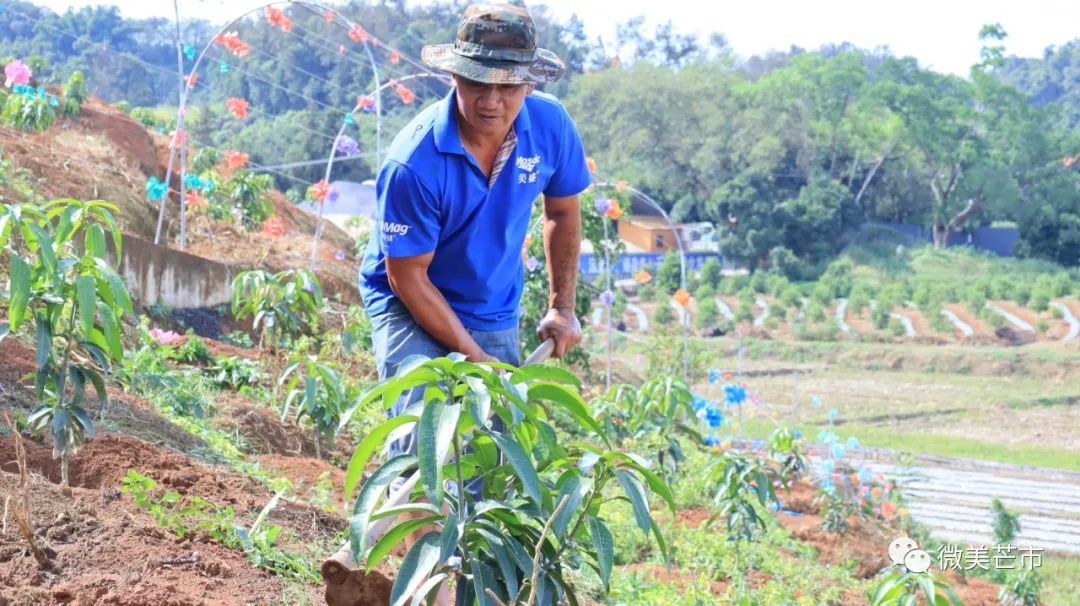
[1039,554,1080,605]
[738,418,1080,472]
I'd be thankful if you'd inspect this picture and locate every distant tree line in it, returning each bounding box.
[1,1,1076,270]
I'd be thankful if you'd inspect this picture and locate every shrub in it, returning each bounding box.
[810,283,833,307]
[1029,286,1051,312]
[339,356,674,604]
[779,285,802,309]
[638,282,657,302]
[3,199,134,486]
[768,246,801,280]
[657,250,682,293]
[735,288,756,324]
[819,258,854,298]
[2,88,56,131]
[806,302,827,324]
[698,256,722,289]
[223,170,274,229]
[694,284,715,301]
[695,297,719,330]
[653,302,675,326]
[231,269,324,351]
[60,70,87,116]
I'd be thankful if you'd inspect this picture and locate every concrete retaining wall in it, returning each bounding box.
[108,234,235,310]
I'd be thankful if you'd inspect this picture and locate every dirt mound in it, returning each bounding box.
[0,434,261,510]
[216,400,320,459]
[774,481,1001,605]
[77,103,165,180]
[258,454,345,505]
[0,469,302,606]
[0,116,161,240]
[0,338,37,389]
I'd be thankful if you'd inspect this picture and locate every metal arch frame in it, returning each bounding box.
[593,178,691,382]
[155,0,421,249]
[309,72,452,268]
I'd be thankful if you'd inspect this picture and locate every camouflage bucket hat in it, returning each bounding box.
[421,3,565,85]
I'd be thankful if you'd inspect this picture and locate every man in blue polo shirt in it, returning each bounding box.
[360,2,589,385]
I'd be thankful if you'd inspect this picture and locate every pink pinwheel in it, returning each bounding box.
[4,59,31,88]
[149,327,182,346]
[324,10,335,23]
[390,50,400,64]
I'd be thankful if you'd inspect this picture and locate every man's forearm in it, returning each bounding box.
[390,274,486,359]
[543,204,581,311]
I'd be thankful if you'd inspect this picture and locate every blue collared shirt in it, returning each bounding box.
[359,89,591,330]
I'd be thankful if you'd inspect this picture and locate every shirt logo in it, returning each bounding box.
[381,221,411,242]
[516,155,541,172]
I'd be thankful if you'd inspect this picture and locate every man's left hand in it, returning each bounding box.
[537,307,582,358]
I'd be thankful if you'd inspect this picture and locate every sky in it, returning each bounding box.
[25,0,1080,76]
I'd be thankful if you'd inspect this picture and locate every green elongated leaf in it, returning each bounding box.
[418,400,444,506]
[35,314,52,370]
[604,453,677,514]
[471,556,501,606]
[304,376,317,411]
[527,382,603,435]
[27,223,56,275]
[871,575,904,603]
[52,407,70,454]
[75,275,96,337]
[900,595,916,606]
[510,363,580,387]
[0,212,11,250]
[409,572,449,606]
[277,361,301,386]
[588,517,614,590]
[939,582,963,606]
[55,205,78,243]
[349,454,417,560]
[366,514,443,570]
[915,576,937,604]
[464,376,491,428]
[437,511,461,565]
[649,515,670,564]
[552,474,587,540]
[615,469,651,533]
[370,503,442,522]
[99,305,122,360]
[489,430,541,505]
[84,366,107,408]
[69,367,87,408]
[8,254,31,331]
[71,404,95,438]
[484,532,520,600]
[80,341,109,374]
[93,259,133,317]
[85,223,106,258]
[389,531,442,606]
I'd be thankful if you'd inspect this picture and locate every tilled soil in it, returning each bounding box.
[0,434,332,606]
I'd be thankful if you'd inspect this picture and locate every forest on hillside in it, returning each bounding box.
[1,0,1077,271]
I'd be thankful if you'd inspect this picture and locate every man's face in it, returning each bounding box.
[453,75,533,138]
